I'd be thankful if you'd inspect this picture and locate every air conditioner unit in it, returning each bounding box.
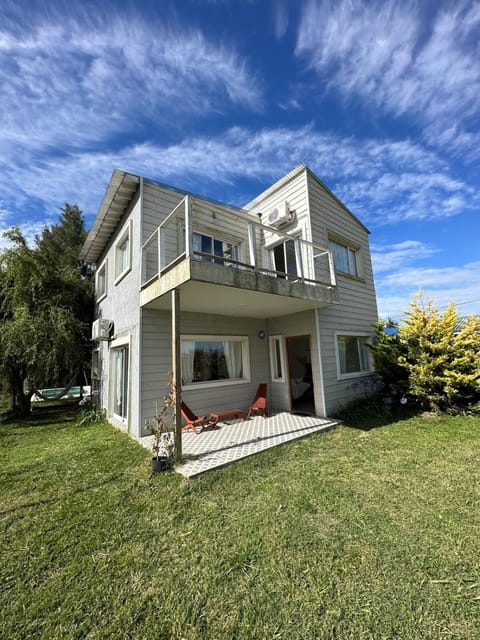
[92,318,112,341]
[267,201,292,227]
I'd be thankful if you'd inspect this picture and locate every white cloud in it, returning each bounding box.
[0,126,476,228]
[273,1,289,39]
[371,240,439,274]
[376,261,480,319]
[296,0,480,159]
[0,8,263,153]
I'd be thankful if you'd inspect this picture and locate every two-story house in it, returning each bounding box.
[80,164,378,440]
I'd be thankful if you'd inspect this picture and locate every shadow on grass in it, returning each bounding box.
[334,404,421,431]
[1,400,80,428]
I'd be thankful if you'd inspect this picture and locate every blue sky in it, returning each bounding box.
[1,0,479,320]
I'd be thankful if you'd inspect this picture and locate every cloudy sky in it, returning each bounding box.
[1,0,479,319]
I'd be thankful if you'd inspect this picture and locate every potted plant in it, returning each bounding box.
[145,391,175,472]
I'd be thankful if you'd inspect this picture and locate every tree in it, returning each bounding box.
[398,294,480,409]
[0,205,94,415]
[370,318,409,397]
[444,315,480,404]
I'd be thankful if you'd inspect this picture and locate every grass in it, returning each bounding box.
[1,410,480,639]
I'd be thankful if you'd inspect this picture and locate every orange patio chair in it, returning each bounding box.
[246,383,267,419]
[180,401,209,434]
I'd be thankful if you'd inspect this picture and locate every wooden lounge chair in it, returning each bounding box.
[180,401,209,434]
[208,408,245,428]
[247,383,267,418]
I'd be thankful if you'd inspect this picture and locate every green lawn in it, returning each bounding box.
[1,412,479,639]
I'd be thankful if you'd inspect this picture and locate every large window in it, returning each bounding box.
[115,222,132,282]
[336,334,371,377]
[329,238,358,277]
[272,239,298,278]
[112,345,129,422]
[181,336,250,387]
[192,232,238,265]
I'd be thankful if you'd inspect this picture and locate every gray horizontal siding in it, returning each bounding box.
[141,309,270,435]
[306,172,378,416]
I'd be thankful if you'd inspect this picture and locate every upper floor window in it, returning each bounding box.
[272,239,298,278]
[329,238,358,277]
[192,232,238,265]
[96,261,107,300]
[115,222,132,283]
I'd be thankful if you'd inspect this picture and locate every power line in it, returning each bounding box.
[453,296,480,307]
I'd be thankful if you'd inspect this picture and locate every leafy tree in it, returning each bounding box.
[0,205,94,415]
[398,294,480,409]
[370,318,408,396]
[444,315,480,404]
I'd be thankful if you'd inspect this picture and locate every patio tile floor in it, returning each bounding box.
[140,412,339,477]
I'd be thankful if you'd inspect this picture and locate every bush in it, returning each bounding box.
[398,295,480,410]
[334,375,416,427]
[77,406,106,427]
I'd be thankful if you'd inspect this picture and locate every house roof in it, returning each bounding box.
[79,169,140,263]
[245,163,370,234]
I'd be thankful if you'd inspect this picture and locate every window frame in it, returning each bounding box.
[269,335,286,383]
[181,334,251,390]
[110,337,130,426]
[270,234,302,279]
[334,332,373,380]
[190,230,240,266]
[328,236,360,278]
[114,221,132,284]
[96,260,107,301]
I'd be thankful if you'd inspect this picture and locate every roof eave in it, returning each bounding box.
[80,169,140,264]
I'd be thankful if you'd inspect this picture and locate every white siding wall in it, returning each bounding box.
[249,172,312,276]
[307,172,378,414]
[141,309,270,435]
[95,190,143,436]
[143,181,253,268]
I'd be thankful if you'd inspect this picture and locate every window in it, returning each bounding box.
[115,223,132,282]
[192,232,238,265]
[96,261,107,300]
[112,345,129,422]
[181,336,250,387]
[272,239,298,278]
[329,238,358,277]
[269,335,285,382]
[336,335,371,377]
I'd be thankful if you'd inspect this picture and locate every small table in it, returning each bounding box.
[208,409,245,428]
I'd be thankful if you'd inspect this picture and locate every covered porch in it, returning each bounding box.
[140,412,339,477]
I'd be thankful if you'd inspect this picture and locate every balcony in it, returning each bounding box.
[140,195,337,318]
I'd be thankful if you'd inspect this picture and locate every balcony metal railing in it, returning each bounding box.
[141,195,336,290]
